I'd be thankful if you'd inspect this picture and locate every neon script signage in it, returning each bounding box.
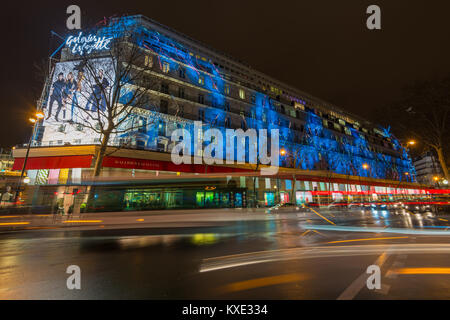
[66,32,112,55]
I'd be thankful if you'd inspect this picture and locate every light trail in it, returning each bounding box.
[0,222,30,226]
[327,236,408,244]
[218,273,307,293]
[389,268,450,275]
[62,220,103,223]
[302,225,450,235]
[199,244,450,273]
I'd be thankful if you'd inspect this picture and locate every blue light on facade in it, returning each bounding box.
[64,16,416,182]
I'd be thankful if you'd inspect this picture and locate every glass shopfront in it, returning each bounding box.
[120,187,247,211]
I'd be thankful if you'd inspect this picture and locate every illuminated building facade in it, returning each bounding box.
[13,15,424,210]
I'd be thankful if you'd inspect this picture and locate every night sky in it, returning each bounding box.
[1,0,449,147]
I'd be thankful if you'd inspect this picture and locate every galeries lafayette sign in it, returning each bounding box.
[65,32,112,55]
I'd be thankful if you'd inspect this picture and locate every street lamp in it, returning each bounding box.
[432,176,440,187]
[15,111,43,203]
[360,163,369,203]
[407,140,416,146]
[36,111,44,119]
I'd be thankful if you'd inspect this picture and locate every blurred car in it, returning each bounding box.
[369,203,388,210]
[408,204,432,213]
[267,202,301,213]
[327,200,348,210]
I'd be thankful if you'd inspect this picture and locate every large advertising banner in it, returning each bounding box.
[41,57,115,146]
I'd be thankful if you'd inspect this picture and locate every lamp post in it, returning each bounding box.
[15,111,44,203]
[433,176,440,188]
[280,147,298,205]
[360,163,369,204]
[396,139,417,184]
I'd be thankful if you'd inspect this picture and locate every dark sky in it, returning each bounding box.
[1,0,450,147]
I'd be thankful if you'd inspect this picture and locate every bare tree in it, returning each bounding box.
[58,24,159,178]
[379,77,450,181]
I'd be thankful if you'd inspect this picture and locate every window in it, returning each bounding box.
[178,67,185,78]
[162,61,170,73]
[344,127,352,136]
[251,95,256,104]
[239,89,245,100]
[224,84,230,95]
[138,116,147,133]
[224,101,230,112]
[198,76,205,85]
[178,87,185,99]
[144,55,153,68]
[294,102,305,111]
[198,109,205,121]
[225,117,231,128]
[333,123,341,132]
[161,83,169,94]
[198,94,205,104]
[158,120,165,136]
[160,99,168,114]
[176,105,184,117]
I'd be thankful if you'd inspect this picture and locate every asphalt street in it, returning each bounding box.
[0,208,449,299]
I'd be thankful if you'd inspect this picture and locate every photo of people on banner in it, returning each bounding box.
[44,58,115,124]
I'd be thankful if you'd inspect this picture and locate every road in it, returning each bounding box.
[0,207,449,299]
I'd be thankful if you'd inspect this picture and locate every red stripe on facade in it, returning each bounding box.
[101,156,250,174]
[12,155,93,170]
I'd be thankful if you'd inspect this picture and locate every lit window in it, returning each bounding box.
[162,62,170,73]
[334,123,341,131]
[344,127,351,136]
[144,55,153,68]
[198,76,205,85]
[294,102,305,111]
[224,85,230,95]
[239,89,245,100]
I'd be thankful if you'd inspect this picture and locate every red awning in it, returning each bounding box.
[12,155,93,171]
